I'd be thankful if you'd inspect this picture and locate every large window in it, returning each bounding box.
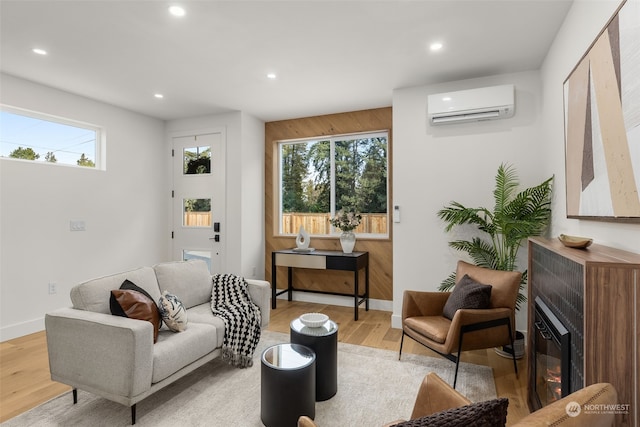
[0,106,102,169]
[278,131,388,237]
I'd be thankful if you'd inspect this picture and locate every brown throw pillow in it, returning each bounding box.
[442,274,492,320]
[392,398,509,427]
[110,280,161,343]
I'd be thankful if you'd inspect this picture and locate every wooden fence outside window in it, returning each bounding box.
[184,212,211,227]
[282,212,387,235]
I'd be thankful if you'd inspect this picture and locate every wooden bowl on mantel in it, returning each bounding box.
[558,234,593,249]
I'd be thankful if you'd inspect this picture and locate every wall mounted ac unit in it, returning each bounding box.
[428,84,515,125]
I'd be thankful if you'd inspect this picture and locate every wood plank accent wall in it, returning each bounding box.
[265,107,393,301]
[528,237,640,427]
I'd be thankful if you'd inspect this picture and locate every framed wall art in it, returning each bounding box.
[563,0,640,221]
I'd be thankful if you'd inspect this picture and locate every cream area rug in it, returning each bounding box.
[2,331,496,427]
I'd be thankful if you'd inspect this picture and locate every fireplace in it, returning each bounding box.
[531,297,570,410]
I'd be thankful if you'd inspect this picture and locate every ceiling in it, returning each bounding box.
[0,0,573,122]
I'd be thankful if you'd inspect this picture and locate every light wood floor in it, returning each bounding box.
[0,300,529,424]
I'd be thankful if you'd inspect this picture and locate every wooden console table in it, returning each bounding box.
[271,249,369,320]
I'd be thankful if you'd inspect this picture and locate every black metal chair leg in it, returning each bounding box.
[507,321,518,377]
[131,404,136,425]
[453,357,461,389]
[72,388,77,404]
[453,328,465,389]
[399,331,405,360]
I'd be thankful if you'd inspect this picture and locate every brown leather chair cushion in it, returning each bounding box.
[110,287,161,343]
[404,316,450,344]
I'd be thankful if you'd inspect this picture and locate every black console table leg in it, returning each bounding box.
[354,270,359,321]
[365,264,370,311]
[271,255,277,309]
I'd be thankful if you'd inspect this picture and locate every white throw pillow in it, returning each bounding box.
[158,291,188,332]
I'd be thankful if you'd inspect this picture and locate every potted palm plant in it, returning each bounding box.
[437,163,553,358]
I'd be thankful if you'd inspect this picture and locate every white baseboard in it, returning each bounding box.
[275,291,393,312]
[0,317,44,342]
[390,313,402,329]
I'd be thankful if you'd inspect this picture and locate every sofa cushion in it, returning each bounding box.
[186,303,226,347]
[392,397,508,427]
[152,322,218,383]
[442,274,492,320]
[110,288,162,343]
[153,260,212,309]
[71,266,161,314]
[158,291,188,332]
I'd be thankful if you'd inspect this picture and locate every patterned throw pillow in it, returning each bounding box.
[442,274,492,320]
[158,291,188,332]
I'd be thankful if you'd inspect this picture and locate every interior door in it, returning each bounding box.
[172,130,225,273]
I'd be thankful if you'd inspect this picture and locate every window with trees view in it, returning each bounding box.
[279,131,388,237]
[0,106,101,169]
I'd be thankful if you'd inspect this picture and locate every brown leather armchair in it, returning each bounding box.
[298,372,618,427]
[399,261,521,387]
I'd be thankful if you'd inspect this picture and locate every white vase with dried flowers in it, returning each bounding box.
[329,210,362,253]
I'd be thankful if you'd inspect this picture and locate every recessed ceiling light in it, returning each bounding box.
[168,6,185,16]
[430,42,443,51]
[169,6,185,17]
[442,97,451,101]
[154,93,164,99]
[32,48,47,55]
[266,73,277,80]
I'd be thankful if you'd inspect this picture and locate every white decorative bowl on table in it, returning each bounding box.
[299,312,329,328]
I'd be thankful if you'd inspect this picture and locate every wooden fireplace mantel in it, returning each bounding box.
[527,237,640,427]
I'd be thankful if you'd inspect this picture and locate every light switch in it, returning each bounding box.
[393,205,400,223]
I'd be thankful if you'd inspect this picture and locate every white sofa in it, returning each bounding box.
[45,260,270,424]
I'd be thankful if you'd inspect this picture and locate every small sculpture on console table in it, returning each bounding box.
[295,226,313,252]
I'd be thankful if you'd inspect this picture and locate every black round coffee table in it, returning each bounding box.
[260,343,316,427]
[290,317,338,401]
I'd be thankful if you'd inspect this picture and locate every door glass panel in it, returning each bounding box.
[183,146,211,174]
[182,249,211,272]
[183,198,211,227]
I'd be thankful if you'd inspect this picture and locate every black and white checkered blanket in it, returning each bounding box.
[211,274,262,368]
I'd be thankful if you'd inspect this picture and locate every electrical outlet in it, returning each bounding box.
[70,220,86,231]
[48,282,57,295]
[252,266,257,277]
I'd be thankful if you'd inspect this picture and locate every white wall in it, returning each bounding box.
[541,0,640,253]
[392,0,640,331]
[165,111,265,280]
[0,74,168,340]
[392,71,547,331]
[238,112,266,280]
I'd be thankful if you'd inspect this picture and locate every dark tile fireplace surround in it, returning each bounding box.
[529,244,584,409]
[527,237,640,427]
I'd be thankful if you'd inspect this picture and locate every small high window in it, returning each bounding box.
[0,106,102,169]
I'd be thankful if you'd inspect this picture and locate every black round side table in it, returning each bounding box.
[290,318,338,401]
[260,343,316,427]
